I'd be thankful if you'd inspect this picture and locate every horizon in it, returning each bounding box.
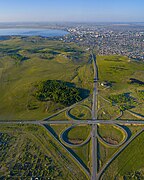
[0,0,144,23]
[0,21,144,24]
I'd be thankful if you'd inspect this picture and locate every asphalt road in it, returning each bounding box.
[0,120,144,125]
[91,52,99,180]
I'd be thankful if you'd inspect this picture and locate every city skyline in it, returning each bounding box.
[0,0,144,22]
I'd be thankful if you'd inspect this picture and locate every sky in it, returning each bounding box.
[0,0,144,22]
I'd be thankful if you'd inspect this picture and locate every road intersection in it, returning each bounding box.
[0,52,144,180]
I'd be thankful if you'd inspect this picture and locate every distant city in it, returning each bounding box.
[0,22,144,61]
[62,23,144,61]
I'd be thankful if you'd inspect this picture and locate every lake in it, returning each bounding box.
[0,28,69,37]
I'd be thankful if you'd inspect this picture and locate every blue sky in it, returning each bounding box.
[0,0,144,22]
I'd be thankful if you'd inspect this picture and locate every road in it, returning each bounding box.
[0,119,144,125]
[0,120,144,125]
[91,52,99,180]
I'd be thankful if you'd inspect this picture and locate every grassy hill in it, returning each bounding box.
[0,37,91,120]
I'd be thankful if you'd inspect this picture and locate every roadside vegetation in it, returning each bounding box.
[0,37,143,179]
[98,125,124,145]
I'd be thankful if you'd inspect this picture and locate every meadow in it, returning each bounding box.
[97,55,144,117]
[0,37,91,120]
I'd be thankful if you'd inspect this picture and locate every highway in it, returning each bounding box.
[0,119,144,125]
[91,52,99,180]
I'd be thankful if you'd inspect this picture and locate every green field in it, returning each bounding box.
[0,37,91,120]
[97,55,144,116]
[0,124,87,179]
[98,125,124,145]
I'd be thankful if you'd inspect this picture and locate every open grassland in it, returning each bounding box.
[0,37,92,120]
[127,125,144,135]
[1,42,143,121]
[97,97,121,120]
[0,37,144,179]
[50,124,71,136]
[97,55,144,91]
[45,97,92,121]
[63,125,91,170]
[48,111,69,121]
[72,63,93,91]
[72,142,91,172]
[97,55,144,116]
[0,124,87,179]
[98,124,125,169]
[119,111,141,120]
[98,125,124,145]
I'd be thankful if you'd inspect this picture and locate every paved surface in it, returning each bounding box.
[0,120,144,125]
[0,119,144,125]
[91,52,99,180]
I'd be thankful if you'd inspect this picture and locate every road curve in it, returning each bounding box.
[66,104,92,121]
[97,128,144,179]
[60,124,91,148]
[42,124,90,178]
[43,97,90,121]
[97,124,128,148]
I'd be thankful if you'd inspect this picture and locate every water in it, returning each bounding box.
[0,28,69,37]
